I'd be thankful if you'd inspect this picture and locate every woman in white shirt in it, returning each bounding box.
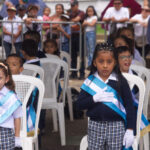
[3,6,22,58]
[82,5,97,68]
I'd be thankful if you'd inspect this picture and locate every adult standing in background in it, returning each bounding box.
[101,0,141,20]
[0,0,46,18]
[3,5,22,57]
[47,4,64,40]
[102,0,129,31]
[68,0,85,79]
[130,6,150,57]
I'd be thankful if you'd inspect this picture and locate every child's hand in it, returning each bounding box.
[123,129,134,148]
[57,25,63,32]
[93,87,114,103]
[15,137,22,148]
[82,21,88,26]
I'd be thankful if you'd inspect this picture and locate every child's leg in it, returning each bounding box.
[106,121,125,150]
[0,127,15,150]
[88,120,106,150]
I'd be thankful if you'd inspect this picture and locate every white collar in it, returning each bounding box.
[94,71,117,83]
[25,58,39,64]
[0,86,10,96]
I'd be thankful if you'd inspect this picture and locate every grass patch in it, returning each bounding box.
[96,24,105,34]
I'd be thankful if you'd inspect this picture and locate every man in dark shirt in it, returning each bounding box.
[68,0,85,79]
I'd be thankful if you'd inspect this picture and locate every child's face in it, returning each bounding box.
[118,51,132,72]
[120,30,134,40]
[44,8,51,16]
[6,57,23,75]
[87,7,94,17]
[114,38,128,48]
[93,50,116,81]
[0,69,9,90]
[44,43,57,54]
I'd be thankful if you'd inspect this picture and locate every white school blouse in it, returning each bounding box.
[0,86,22,129]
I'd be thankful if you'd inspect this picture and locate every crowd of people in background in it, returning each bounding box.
[0,0,150,80]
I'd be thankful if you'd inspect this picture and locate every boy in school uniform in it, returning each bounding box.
[21,39,45,147]
[6,53,24,75]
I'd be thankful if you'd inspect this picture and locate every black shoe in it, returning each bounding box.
[70,72,78,79]
[78,75,85,80]
[14,147,22,150]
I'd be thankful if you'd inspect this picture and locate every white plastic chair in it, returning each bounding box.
[22,64,44,81]
[12,75,45,150]
[79,73,145,150]
[123,73,145,150]
[60,51,71,71]
[40,57,69,146]
[43,54,74,121]
[130,64,150,150]
[60,51,74,121]
[132,59,146,67]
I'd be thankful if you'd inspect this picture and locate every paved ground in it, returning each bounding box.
[40,76,88,150]
[40,110,87,150]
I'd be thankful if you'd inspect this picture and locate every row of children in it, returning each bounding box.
[0,33,61,149]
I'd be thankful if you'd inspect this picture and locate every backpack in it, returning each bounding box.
[65,88,84,119]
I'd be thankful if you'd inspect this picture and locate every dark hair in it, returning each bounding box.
[43,39,60,56]
[114,0,123,3]
[23,30,41,44]
[113,35,134,56]
[55,4,64,14]
[115,46,132,57]
[85,5,97,19]
[43,7,51,13]
[0,61,15,92]
[117,26,134,39]
[7,53,24,67]
[90,43,123,94]
[22,39,38,57]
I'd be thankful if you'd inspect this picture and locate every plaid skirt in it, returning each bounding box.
[88,120,125,150]
[0,127,15,150]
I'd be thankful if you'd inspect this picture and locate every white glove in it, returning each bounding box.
[93,87,114,103]
[123,129,134,148]
[15,137,22,147]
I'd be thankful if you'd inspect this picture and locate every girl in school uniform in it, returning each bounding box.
[76,43,135,150]
[0,61,22,150]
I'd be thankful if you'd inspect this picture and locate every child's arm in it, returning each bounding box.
[57,25,70,39]
[14,118,22,147]
[120,77,135,129]
[82,18,97,27]
[75,90,96,110]
[14,118,21,137]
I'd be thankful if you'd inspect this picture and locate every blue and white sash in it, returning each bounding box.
[0,91,22,124]
[81,74,127,122]
[27,87,38,132]
[27,73,40,132]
